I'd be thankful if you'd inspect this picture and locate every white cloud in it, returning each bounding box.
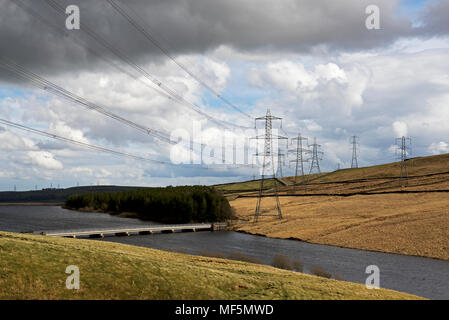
[392,121,408,137]
[27,151,63,170]
[428,141,449,155]
[248,60,367,117]
[0,170,15,179]
[0,130,36,151]
[193,57,231,92]
[69,167,94,177]
[301,120,323,132]
[249,61,347,92]
[315,63,347,83]
[48,122,89,144]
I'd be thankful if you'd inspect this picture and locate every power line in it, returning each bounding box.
[42,0,250,131]
[0,118,175,167]
[7,0,180,107]
[6,0,258,168]
[1,57,243,166]
[0,57,173,144]
[9,0,245,133]
[0,117,253,171]
[251,109,287,223]
[9,0,247,132]
[106,0,253,120]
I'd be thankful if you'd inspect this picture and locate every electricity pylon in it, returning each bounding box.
[289,133,309,193]
[395,136,412,187]
[276,147,284,178]
[308,137,323,177]
[251,109,288,223]
[351,135,359,168]
[276,139,289,178]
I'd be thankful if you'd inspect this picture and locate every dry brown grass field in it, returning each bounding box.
[227,153,449,261]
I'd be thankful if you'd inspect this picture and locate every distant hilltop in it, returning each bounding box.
[0,185,145,204]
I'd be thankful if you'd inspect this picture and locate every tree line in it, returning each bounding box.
[65,186,234,223]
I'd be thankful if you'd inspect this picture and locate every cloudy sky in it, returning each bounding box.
[0,0,449,191]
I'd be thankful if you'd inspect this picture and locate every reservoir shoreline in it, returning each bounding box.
[0,205,447,299]
[4,202,447,263]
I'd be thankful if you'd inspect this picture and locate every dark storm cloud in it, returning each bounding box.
[0,0,414,81]
[113,0,412,53]
[418,0,449,35]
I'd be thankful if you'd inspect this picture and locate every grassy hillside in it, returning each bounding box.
[314,153,449,182]
[218,153,449,196]
[0,232,421,300]
[216,179,276,193]
[229,153,449,260]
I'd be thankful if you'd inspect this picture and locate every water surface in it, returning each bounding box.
[0,205,447,300]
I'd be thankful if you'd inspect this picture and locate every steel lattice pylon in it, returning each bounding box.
[395,136,412,187]
[351,135,359,169]
[276,148,285,178]
[251,109,287,223]
[308,137,323,177]
[289,133,309,193]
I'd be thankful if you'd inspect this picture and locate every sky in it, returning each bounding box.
[0,0,449,191]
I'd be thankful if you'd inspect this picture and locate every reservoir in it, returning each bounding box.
[0,205,448,300]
